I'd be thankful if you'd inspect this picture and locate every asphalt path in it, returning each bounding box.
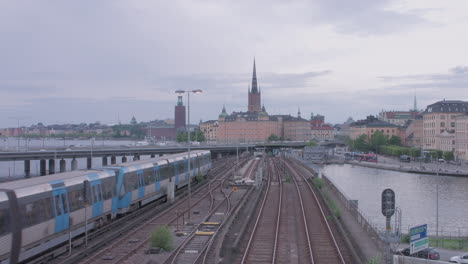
[398,243,467,262]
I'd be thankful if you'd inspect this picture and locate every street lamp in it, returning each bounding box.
[175,89,203,220]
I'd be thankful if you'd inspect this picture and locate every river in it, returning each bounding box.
[322,164,468,236]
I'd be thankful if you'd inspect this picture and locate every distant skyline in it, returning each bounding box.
[1,0,468,127]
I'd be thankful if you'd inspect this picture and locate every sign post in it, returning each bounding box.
[410,224,428,255]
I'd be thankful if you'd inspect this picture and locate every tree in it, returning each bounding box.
[176,131,206,143]
[354,134,370,152]
[370,131,387,153]
[443,151,454,161]
[306,140,317,147]
[268,134,279,141]
[388,135,401,146]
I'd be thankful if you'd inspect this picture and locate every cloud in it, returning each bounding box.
[0,84,56,93]
[380,66,468,91]
[311,0,429,35]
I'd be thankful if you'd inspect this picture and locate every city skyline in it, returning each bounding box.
[1,1,468,127]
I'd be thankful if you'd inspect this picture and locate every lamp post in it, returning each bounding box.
[175,89,203,220]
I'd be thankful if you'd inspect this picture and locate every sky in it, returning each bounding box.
[1,0,468,127]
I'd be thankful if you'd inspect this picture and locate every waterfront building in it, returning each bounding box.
[199,120,218,142]
[349,115,400,140]
[310,125,335,141]
[403,116,423,148]
[439,131,456,152]
[283,112,311,141]
[455,114,468,161]
[203,59,312,142]
[378,110,419,126]
[422,100,468,150]
[310,113,334,141]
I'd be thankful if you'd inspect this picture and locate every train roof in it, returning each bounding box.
[0,170,107,190]
[0,170,115,200]
[111,156,167,167]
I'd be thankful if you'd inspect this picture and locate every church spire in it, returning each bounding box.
[298,107,301,118]
[413,95,418,112]
[251,58,258,93]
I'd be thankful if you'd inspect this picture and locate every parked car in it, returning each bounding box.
[398,247,440,260]
[450,253,468,263]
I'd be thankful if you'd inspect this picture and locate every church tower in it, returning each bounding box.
[248,58,261,112]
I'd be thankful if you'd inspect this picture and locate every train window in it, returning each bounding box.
[93,185,100,203]
[124,171,138,191]
[159,165,168,180]
[68,190,83,212]
[101,177,116,200]
[145,168,154,184]
[54,195,62,215]
[166,164,174,179]
[61,193,69,214]
[179,160,185,172]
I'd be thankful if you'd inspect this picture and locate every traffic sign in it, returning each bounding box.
[410,224,428,254]
[381,189,395,217]
[233,187,238,192]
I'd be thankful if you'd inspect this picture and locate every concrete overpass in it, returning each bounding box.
[0,142,308,177]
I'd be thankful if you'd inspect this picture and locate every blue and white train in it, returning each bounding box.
[0,150,211,263]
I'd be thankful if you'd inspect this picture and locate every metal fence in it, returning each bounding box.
[402,225,468,250]
[321,174,386,251]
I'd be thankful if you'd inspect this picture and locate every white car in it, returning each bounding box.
[450,253,468,263]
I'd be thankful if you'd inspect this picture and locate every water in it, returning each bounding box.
[322,164,468,235]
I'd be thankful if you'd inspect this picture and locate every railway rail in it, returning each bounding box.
[237,157,352,264]
[50,156,244,264]
[284,157,348,263]
[164,156,259,264]
[163,175,232,264]
[240,158,282,264]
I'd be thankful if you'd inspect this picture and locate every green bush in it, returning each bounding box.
[402,234,410,243]
[367,256,381,264]
[150,225,173,251]
[312,177,324,189]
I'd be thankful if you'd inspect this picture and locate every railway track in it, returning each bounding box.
[240,158,282,264]
[163,176,232,264]
[284,158,348,263]
[54,156,244,264]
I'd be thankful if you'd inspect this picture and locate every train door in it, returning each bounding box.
[154,166,161,192]
[90,179,104,218]
[137,169,145,199]
[51,183,70,233]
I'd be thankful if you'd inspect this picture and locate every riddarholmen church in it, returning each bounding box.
[201,59,319,142]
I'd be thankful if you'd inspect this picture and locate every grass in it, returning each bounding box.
[367,256,381,264]
[150,225,173,251]
[429,237,468,250]
[317,185,341,219]
[312,177,324,189]
[401,235,468,251]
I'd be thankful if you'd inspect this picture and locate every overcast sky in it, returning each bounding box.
[1,0,468,127]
